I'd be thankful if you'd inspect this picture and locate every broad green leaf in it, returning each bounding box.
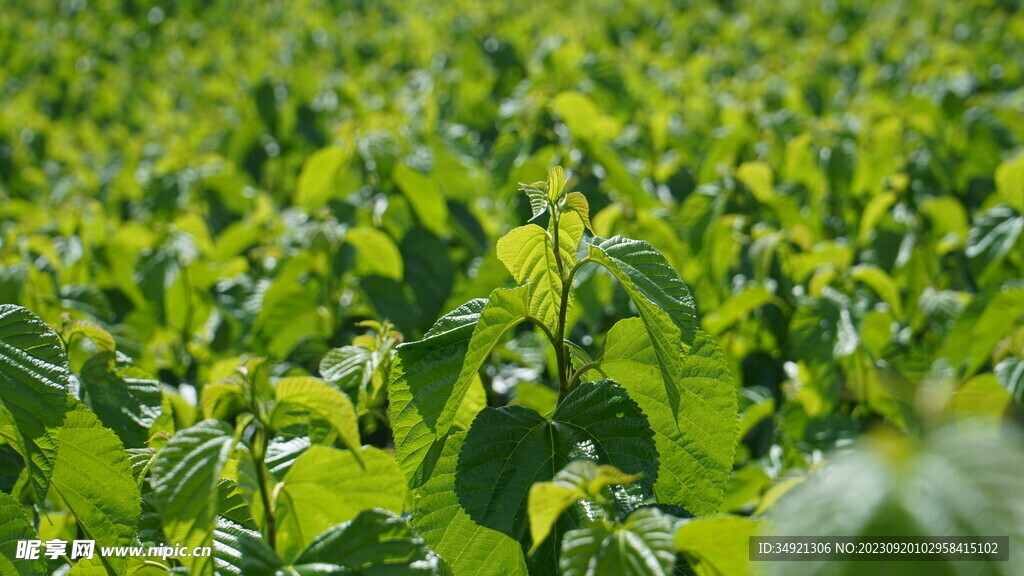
[547,166,567,202]
[586,236,698,415]
[736,161,773,202]
[439,286,531,442]
[150,419,236,576]
[200,380,247,421]
[511,382,559,417]
[702,285,775,336]
[275,446,405,560]
[674,516,763,576]
[851,264,904,320]
[563,192,593,232]
[79,352,162,448]
[346,227,404,281]
[551,92,622,145]
[393,163,449,236]
[452,374,487,431]
[271,376,362,464]
[295,509,440,576]
[0,304,69,502]
[496,212,583,330]
[528,461,641,555]
[455,380,658,545]
[943,287,1024,375]
[295,146,349,211]
[952,374,1011,421]
[995,152,1024,212]
[995,357,1024,405]
[212,517,280,576]
[51,399,140,576]
[67,320,116,354]
[389,300,483,488]
[601,318,738,515]
[966,205,1023,279]
[0,490,44,575]
[319,345,373,393]
[559,508,676,576]
[413,432,529,576]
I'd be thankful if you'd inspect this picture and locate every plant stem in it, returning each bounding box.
[549,208,572,402]
[253,427,277,550]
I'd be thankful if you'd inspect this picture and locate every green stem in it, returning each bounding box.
[253,427,277,550]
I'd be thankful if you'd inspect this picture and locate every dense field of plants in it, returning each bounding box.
[1,0,1023,574]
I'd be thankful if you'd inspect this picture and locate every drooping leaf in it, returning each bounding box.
[51,399,140,576]
[389,300,482,488]
[674,516,763,576]
[995,357,1024,405]
[563,192,593,233]
[966,205,1023,279]
[150,419,236,576]
[412,432,529,576]
[601,318,738,515]
[0,304,69,502]
[559,508,676,576]
[200,380,248,421]
[212,516,281,576]
[79,352,163,448]
[275,446,406,560]
[585,236,698,416]
[271,376,362,464]
[0,490,44,576]
[455,380,658,546]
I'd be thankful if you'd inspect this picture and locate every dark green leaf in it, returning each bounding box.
[79,352,162,448]
[455,380,658,545]
[0,304,69,502]
[560,508,676,576]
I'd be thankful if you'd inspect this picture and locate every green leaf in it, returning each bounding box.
[295,509,440,576]
[212,517,281,576]
[275,446,406,560]
[51,399,140,576]
[412,432,529,576]
[347,227,404,281]
[496,212,584,331]
[702,285,775,336]
[559,508,676,576]
[393,163,449,236]
[586,236,698,417]
[272,376,363,464]
[67,320,116,354]
[601,318,738,515]
[319,345,374,393]
[200,380,248,421]
[563,192,593,233]
[150,419,236,576]
[520,181,550,220]
[0,491,44,576]
[79,352,162,448]
[455,380,658,544]
[995,152,1024,213]
[995,357,1024,405]
[966,205,1023,279]
[528,461,641,555]
[388,300,482,488]
[546,166,567,202]
[295,146,348,211]
[674,516,763,576]
[0,304,69,502]
[850,264,904,320]
[439,286,532,444]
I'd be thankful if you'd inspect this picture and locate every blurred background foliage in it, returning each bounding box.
[1,0,1023,564]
